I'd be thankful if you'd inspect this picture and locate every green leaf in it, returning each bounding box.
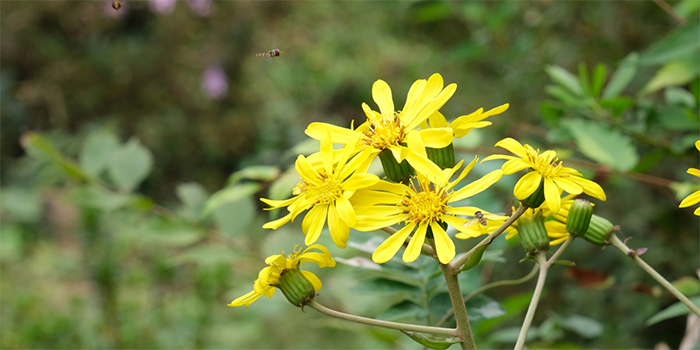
[675,0,700,19]
[176,182,208,221]
[602,53,638,98]
[639,19,700,65]
[227,165,280,186]
[599,97,633,117]
[21,132,88,180]
[351,278,422,303]
[561,119,639,171]
[646,297,700,326]
[460,244,488,272]
[67,185,139,212]
[640,56,700,96]
[79,129,120,178]
[211,196,255,236]
[591,63,607,97]
[266,168,300,219]
[672,133,700,154]
[0,187,42,223]
[401,331,460,350]
[201,183,259,218]
[545,65,584,96]
[655,105,699,131]
[488,326,538,344]
[130,218,203,247]
[540,102,562,126]
[465,294,507,321]
[665,86,697,108]
[545,86,585,107]
[557,314,603,338]
[377,300,427,322]
[672,276,700,297]
[578,63,591,96]
[107,139,153,191]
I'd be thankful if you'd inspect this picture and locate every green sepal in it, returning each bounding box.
[378,149,414,184]
[426,143,456,170]
[277,268,316,307]
[582,214,614,246]
[517,212,550,254]
[401,331,461,350]
[520,178,545,208]
[460,244,489,272]
[566,199,593,237]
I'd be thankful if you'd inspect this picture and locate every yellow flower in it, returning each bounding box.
[483,138,606,214]
[228,244,335,307]
[350,157,503,264]
[261,132,379,248]
[420,103,510,138]
[679,140,700,216]
[305,73,456,178]
[504,208,569,245]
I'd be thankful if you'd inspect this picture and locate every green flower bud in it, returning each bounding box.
[378,149,414,184]
[520,179,545,208]
[566,199,593,237]
[582,214,614,247]
[426,143,456,170]
[277,268,316,307]
[517,212,550,254]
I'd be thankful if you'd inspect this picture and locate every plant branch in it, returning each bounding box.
[435,265,539,327]
[547,235,575,266]
[450,205,526,274]
[306,300,458,337]
[653,0,687,24]
[435,247,477,350]
[514,251,549,350]
[609,234,700,317]
[381,226,436,257]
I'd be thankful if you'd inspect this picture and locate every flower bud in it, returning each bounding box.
[517,212,550,254]
[426,143,456,170]
[582,214,614,247]
[378,149,414,184]
[566,199,593,237]
[520,179,545,208]
[277,268,316,307]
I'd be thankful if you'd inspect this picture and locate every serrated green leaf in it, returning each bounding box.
[465,294,507,321]
[602,53,638,98]
[646,297,700,326]
[351,278,422,301]
[641,56,700,96]
[227,165,280,186]
[599,97,633,117]
[545,65,584,96]
[201,183,259,218]
[176,182,208,221]
[639,19,700,65]
[557,314,603,338]
[108,139,153,191]
[80,129,120,178]
[401,331,460,350]
[591,64,607,97]
[21,132,88,180]
[561,119,639,171]
[545,86,585,107]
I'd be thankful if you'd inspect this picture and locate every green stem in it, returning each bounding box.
[547,235,575,265]
[609,234,700,317]
[435,265,539,327]
[306,300,458,337]
[514,252,549,350]
[450,205,526,274]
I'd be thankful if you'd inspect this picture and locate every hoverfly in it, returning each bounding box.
[112,0,123,10]
[255,48,282,58]
[463,210,506,233]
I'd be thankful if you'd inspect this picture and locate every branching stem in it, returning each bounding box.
[514,252,549,350]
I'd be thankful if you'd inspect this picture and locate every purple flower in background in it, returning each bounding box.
[202,65,228,100]
[149,0,176,14]
[187,0,211,17]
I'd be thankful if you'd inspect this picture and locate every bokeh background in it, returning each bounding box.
[2,1,699,349]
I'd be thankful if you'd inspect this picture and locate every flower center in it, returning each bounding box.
[307,174,343,205]
[526,149,566,178]
[400,179,449,225]
[362,111,406,150]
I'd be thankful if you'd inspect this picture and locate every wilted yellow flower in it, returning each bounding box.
[679,140,700,216]
[261,133,378,248]
[228,244,335,307]
[306,73,456,178]
[350,156,503,264]
[483,138,606,214]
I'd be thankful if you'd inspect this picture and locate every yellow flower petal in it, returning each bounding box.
[442,214,470,233]
[354,213,402,231]
[302,204,328,245]
[320,131,334,175]
[445,206,484,216]
[694,206,700,216]
[481,154,516,162]
[228,289,266,307]
[688,168,700,178]
[260,197,297,209]
[335,194,357,227]
[405,149,445,182]
[431,221,455,264]
[428,111,449,128]
[372,79,395,117]
[418,128,453,148]
[680,190,700,208]
[343,173,379,191]
[301,270,322,291]
[306,122,360,145]
[372,223,416,264]
[403,223,428,262]
[553,177,583,195]
[502,159,531,175]
[513,171,542,199]
[567,176,607,201]
[295,155,322,185]
[406,82,457,130]
[328,204,349,248]
[404,79,427,112]
[495,138,528,159]
[407,129,427,157]
[451,169,503,202]
[262,212,293,229]
[696,140,700,152]
[543,178,562,214]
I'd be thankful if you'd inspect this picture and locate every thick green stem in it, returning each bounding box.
[450,205,526,274]
[514,252,549,350]
[435,244,476,350]
[306,300,458,337]
[609,234,700,317]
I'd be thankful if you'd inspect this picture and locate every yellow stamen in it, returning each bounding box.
[307,174,342,204]
[400,179,449,225]
[362,111,406,150]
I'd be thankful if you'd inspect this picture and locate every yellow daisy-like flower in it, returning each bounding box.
[679,140,700,216]
[483,137,606,214]
[504,208,569,245]
[420,103,510,138]
[261,132,379,248]
[228,244,335,307]
[305,73,456,178]
[350,157,503,264]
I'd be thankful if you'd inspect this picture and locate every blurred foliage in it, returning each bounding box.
[2,1,699,349]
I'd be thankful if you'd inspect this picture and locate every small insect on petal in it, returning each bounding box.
[112,0,123,10]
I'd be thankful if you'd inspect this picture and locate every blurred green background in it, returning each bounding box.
[2,1,699,349]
